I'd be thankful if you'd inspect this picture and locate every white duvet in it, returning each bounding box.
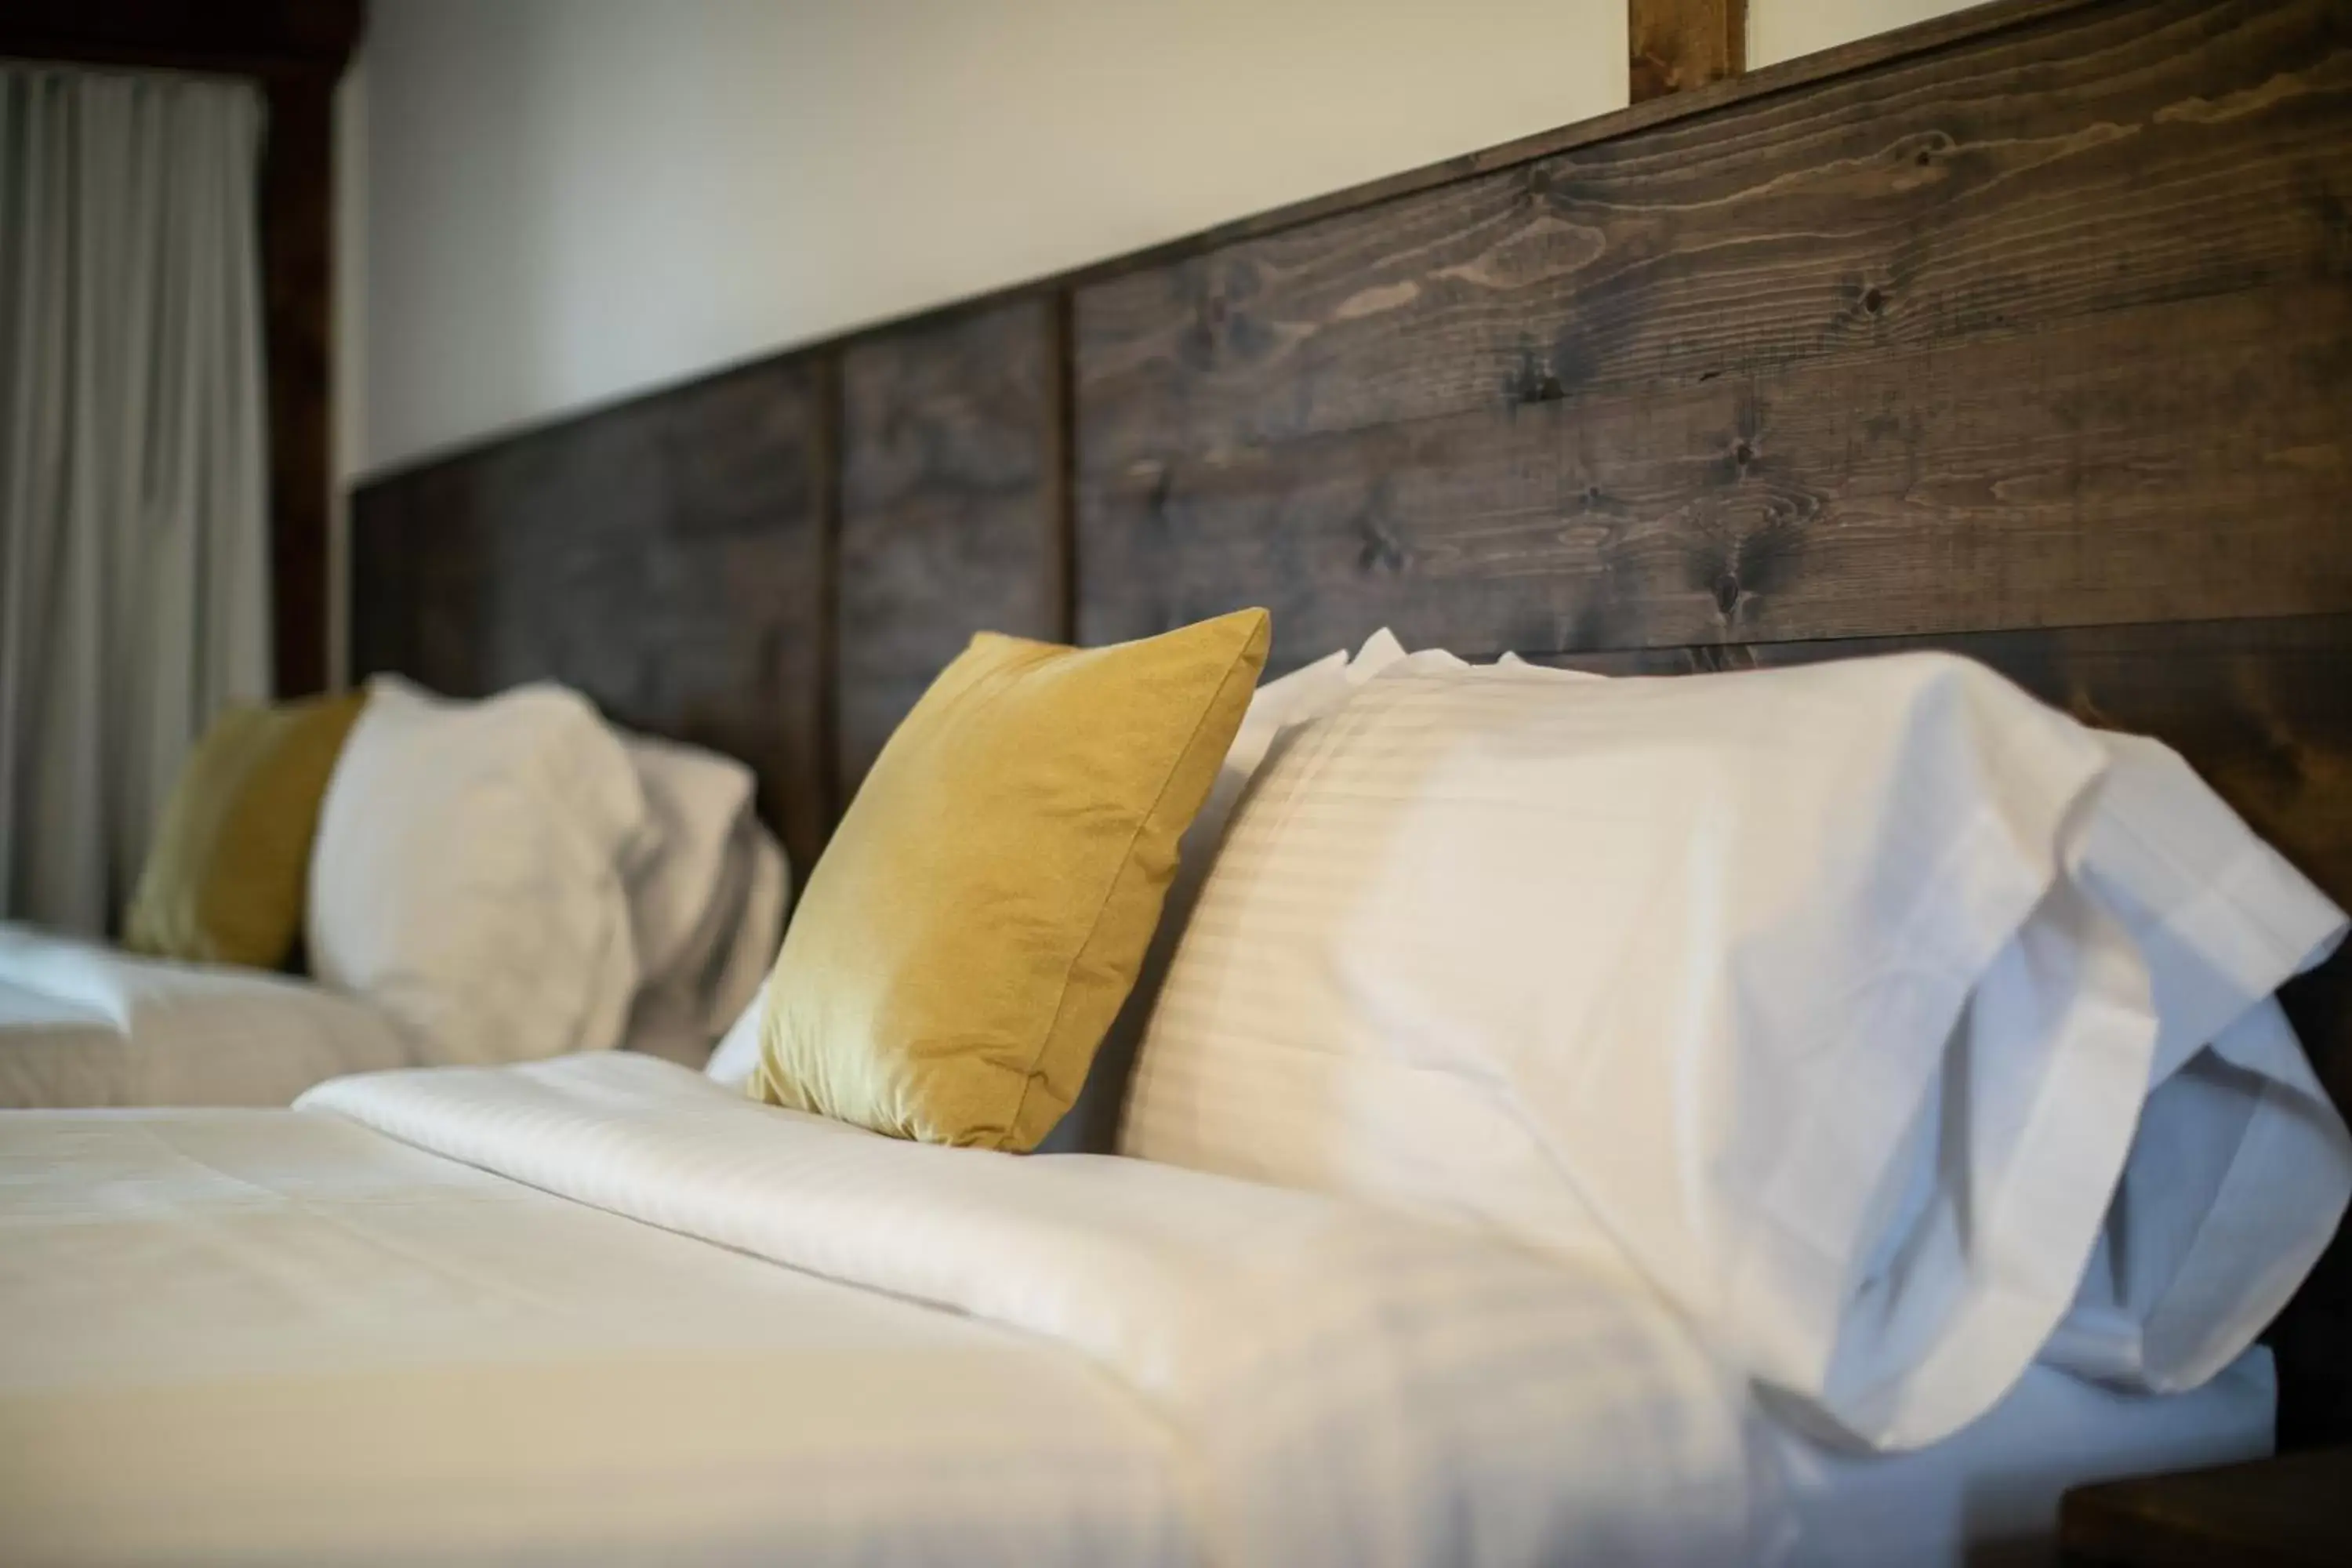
[0,1054,1771,1567]
[0,923,421,1108]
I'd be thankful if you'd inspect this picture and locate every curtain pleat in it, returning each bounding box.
[0,65,271,937]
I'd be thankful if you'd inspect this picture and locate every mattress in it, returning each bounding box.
[0,1053,1767,1566]
[0,924,422,1108]
[1772,1349,2274,1566]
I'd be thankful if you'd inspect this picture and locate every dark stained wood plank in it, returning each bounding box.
[835,297,1065,800]
[2060,1446,2352,1565]
[815,347,843,833]
[350,357,833,875]
[1080,285,2352,666]
[2270,1204,2352,1451]
[1077,0,2352,473]
[1031,2,2099,321]
[1630,0,1744,103]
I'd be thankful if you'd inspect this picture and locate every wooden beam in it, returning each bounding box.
[1629,0,1746,102]
[260,74,336,695]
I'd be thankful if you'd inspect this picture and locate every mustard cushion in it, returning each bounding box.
[124,688,369,969]
[752,608,1272,1150]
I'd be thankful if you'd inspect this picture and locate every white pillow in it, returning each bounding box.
[707,820,791,1030]
[1123,651,2148,1450]
[2073,732,2344,1083]
[2049,997,2350,1392]
[1375,659,2350,1400]
[627,818,793,1065]
[705,988,765,1090]
[621,734,757,993]
[2040,731,2350,1391]
[307,676,645,1065]
[1036,642,1365,1152]
[613,731,795,1065]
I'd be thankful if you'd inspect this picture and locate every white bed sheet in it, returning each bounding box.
[0,923,422,1109]
[0,1105,1188,1566]
[1773,1350,2274,1567]
[0,1053,1768,1566]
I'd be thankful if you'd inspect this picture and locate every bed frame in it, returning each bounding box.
[351,0,2352,1442]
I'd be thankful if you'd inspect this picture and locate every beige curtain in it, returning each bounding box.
[0,64,271,936]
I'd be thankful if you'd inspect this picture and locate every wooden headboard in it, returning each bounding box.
[351,358,835,870]
[352,0,2351,1439]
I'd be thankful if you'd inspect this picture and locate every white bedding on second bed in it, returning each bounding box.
[0,1052,1769,1567]
[0,924,420,1109]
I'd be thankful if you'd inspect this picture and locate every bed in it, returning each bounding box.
[0,924,421,1107]
[0,691,789,1109]
[6,0,2350,1563]
[0,1052,1769,1566]
[0,1047,2293,1566]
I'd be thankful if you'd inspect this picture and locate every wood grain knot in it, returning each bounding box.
[1359,520,1411,575]
[1713,572,1742,616]
[1182,292,1232,369]
[1509,347,1568,405]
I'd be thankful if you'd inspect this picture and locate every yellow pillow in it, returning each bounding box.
[752,608,1272,1149]
[124,688,369,969]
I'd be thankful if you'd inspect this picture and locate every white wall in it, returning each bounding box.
[354,0,1628,476]
[349,0,1984,478]
[1750,0,1977,68]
